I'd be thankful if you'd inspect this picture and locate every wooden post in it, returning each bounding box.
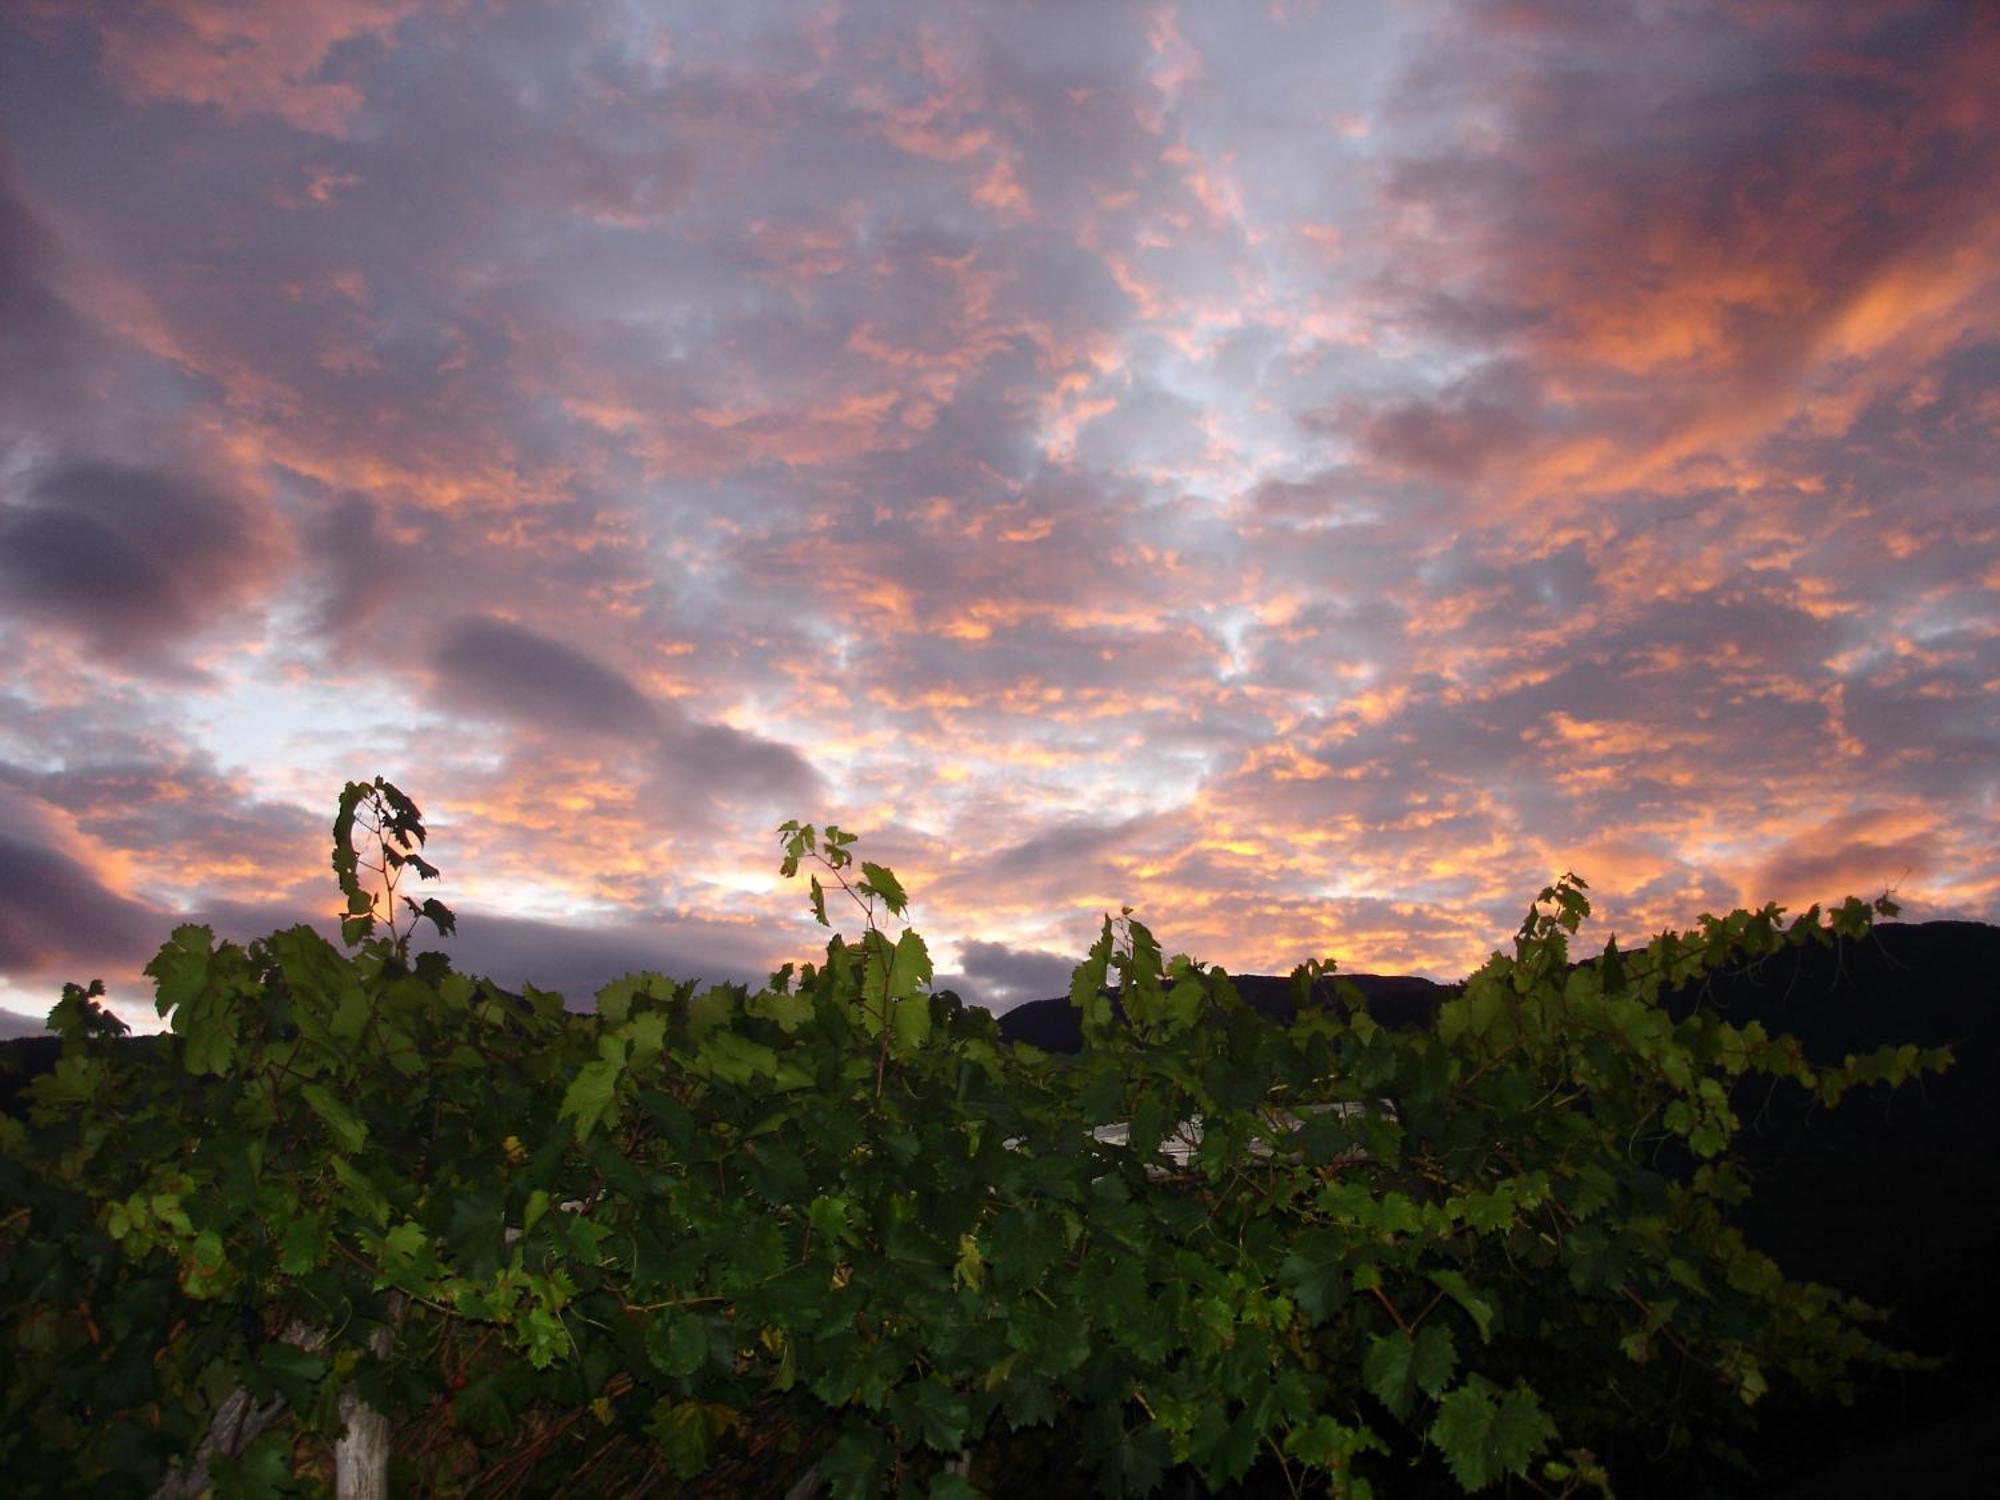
[335,1293,405,1500]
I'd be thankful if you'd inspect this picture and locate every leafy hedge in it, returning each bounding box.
[0,779,1945,1497]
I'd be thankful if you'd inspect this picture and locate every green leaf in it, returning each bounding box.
[647,1311,709,1377]
[1437,979,1504,1049]
[953,1232,986,1292]
[1599,934,1628,996]
[1364,1333,1418,1420]
[1362,1323,1454,1421]
[259,1339,328,1410]
[649,1398,711,1478]
[692,1030,779,1086]
[301,1083,368,1153]
[46,979,126,1039]
[686,986,734,1039]
[1412,1322,1458,1398]
[1069,919,1113,1014]
[1277,1230,1346,1323]
[279,1211,327,1275]
[1284,1414,1385,1480]
[859,861,908,915]
[595,974,647,1028]
[29,1052,104,1110]
[146,924,217,1019]
[1427,1270,1495,1343]
[808,1194,862,1247]
[1159,973,1206,1036]
[891,988,934,1059]
[899,1375,969,1451]
[622,1011,668,1070]
[747,986,815,1031]
[331,1154,391,1226]
[209,1430,294,1500]
[863,929,933,1039]
[182,1228,230,1298]
[379,1219,445,1292]
[559,1037,629,1142]
[413,896,456,938]
[647,1399,740,1480]
[1428,1378,1555,1492]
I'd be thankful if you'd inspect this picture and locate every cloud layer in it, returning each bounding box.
[1,0,1994,1026]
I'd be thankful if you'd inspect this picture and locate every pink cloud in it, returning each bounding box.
[56,0,468,137]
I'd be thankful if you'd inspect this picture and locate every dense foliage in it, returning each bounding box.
[0,779,1947,1497]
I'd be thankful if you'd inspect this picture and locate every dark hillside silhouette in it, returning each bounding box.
[993,971,1455,1053]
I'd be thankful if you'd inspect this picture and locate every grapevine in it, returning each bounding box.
[0,781,1947,1498]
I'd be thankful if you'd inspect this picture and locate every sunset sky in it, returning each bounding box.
[2,0,1996,1033]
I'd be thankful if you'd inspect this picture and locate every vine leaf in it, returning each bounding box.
[559,1039,629,1142]
[301,1083,368,1153]
[1427,1269,1496,1343]
[859,861,908,917]
[1363,1324,1455,1420]
[1428,1378,1555,1492]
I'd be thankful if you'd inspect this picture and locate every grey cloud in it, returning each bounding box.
[1072,376,1212,474]
[653,719,821,807]
[0,835,160,972]
[940,938,1078,1013]
[0,154,95,425]
[14,891,796,1030]
[428,615,820,810]
[125,894,792,1016]
[0,461,274,671]
[427,909,781,1008]
[306,492,416,641]
[1341,362,1547,484]
[990,813,1156,879]
[431,616,661,738]
[0,1008,51,1039]
[1841,337,2000,481]
[9,759,323,894]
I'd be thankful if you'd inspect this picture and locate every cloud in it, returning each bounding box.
[418,909,782,1007]
[305,492,420,641]
[651,719,822,807]
[938,938,1078,1013]
[430,616,661,739]
[988,814,1157,880]
[0,834,160,972]
[0,0,1992,1007]
[1343,362,1546,485]
[427,616,820,812]
[0,152,96,425]
[4,758,326,907]
[1743,807,1934,913]
[0,1007,51,1039]
[49,0,467,138]
[1351,0,2000,497]
[0,460,278,673]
